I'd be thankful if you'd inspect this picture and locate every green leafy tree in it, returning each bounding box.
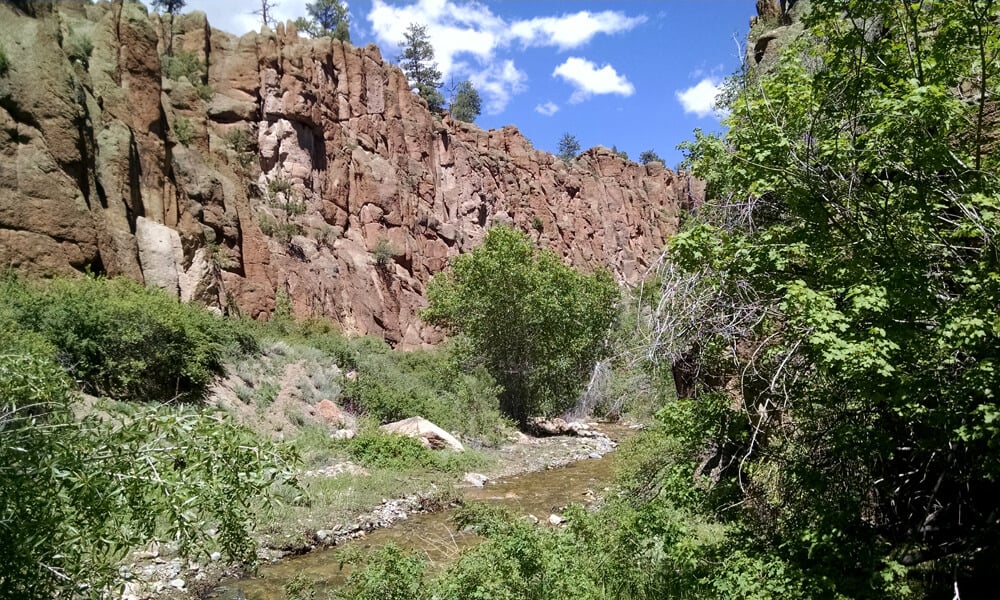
[293,0,350,42]
[557,133,580,162]
[423,226,618,425]
[639,149,663,165]
[652,0,1000,594]
[398,23,444,112]
[449,79,481,123]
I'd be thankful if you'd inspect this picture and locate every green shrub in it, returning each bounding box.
[338,340,510,444]
[0,318,297,597]
[195,82,213,101]
[267,176,293,197]
[1,275,234,401]
[274,222,302,243]
[254,380,280,408]
[258,213,277,236]
[162,49,204,82]
[285,199,306,216]
[337,544,427,600]
[66,31,93,66]
[373,238,393,268]
[173,116,194,146]
[224,127,256,170]
[346,432,432,470]
[284,573,319,600]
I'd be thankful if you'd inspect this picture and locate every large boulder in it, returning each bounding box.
[380,416,464,452]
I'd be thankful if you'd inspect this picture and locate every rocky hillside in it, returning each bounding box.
[0,1,701,346]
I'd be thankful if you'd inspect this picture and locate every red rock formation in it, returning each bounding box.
[0,2,702,346]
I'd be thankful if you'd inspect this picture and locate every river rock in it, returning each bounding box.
[548,514,565,526]
[380,416,464,451]
[316,399,352,427]
[331,428,356,440]
[463,472,488,487]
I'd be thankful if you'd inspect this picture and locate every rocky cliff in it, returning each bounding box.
[0,1,700,346]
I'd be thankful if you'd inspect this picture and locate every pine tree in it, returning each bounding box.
[449,80,481,123]
[398,23,444,112]
[293,0,350,42]
[557,133,580,162]
[639,149,664,165]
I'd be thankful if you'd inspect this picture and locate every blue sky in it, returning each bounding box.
[184,0,752,166]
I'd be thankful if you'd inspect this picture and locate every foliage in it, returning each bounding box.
[162,49,204,82]
[639,149,663,165]
[557,133,580,162]
[224,126,256,171]
[657,0,1000,594]
[0,321,296,599]
[610,145,629,161]
[0,275,240,402]
[336,544,428,600]
[345,431,432,470]
[339,338,510,443]
[423,226,619,424]
[398,23,444,112]
[150,0,186,15]
[449,79,481,123]
[173,116,194,146]
[284,573,318,600]
[294,0,350,42]
[373,237,393,268]
[66,30,93,66]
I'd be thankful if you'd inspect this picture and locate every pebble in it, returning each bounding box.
[168,578,185,590]
[548,514,565,526]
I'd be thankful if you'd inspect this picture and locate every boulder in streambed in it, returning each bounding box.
[463,472,488,487]
[380,417,465,452]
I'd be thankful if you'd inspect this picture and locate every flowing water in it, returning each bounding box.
[217,429,628,599]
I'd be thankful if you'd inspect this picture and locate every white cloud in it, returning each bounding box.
[509,11,647,51]
[552,57,634,103]
[368,0,502,76]
[366,0,646,114]
[186,0,310,35]
[468,60,528,115]
[534,101,559,116]
[675,77,725,118]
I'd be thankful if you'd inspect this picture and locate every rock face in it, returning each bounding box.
[0,2,702,346]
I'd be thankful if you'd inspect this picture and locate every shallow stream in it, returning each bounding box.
[218,430,626,599]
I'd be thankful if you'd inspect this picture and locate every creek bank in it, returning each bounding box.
[132,422,625,599]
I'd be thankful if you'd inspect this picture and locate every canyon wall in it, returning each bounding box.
[0,1,701,346]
